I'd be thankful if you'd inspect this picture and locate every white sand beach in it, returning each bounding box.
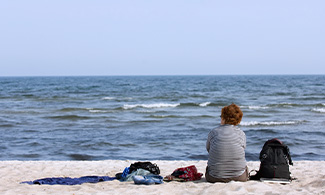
[0,160,324,195]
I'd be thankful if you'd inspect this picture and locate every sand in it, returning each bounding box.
[0,160,324,195]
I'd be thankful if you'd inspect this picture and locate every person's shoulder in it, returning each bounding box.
[209,125,231,135]
[210,125,223,131]
[208,125,221,135]
[232,125,245,136]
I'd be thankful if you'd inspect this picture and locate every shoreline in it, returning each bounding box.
[0,160,324,194]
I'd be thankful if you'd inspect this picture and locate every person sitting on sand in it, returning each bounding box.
[205,103,248,183]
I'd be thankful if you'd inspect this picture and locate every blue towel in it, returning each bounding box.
[21,176,116,185]
[133,175,164,185]
[119,168,153,182]
[121,167,130,179]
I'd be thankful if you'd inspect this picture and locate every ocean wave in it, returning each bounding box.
[147,114,181,118]
[240,120,304,126]
[0,124,15,127]
[59,107,89,112]
[102,97,133,101]
[135,110,159,113]
[178,103,197,107]
[191,115,214,118]
[59,107,110,113]
[311,108,325,113]
[291,96,325,101]
[46,115,91,120]
[102,97,115,100]
[123,103,180,109]
[283,103,325,107]
[88,110,108,113]
[242,103,324,109]
[268,103,324,107]
[146,114,214,119]
[127,119,163,123]
[271,103,298,107]
[244,114,269,118]
[122,102,224,109]
[199,102,211,107]
[245,128,278,134]
[241,106,270,110]
[271,92,293,96]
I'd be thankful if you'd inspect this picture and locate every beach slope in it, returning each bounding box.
[0,160,324,194]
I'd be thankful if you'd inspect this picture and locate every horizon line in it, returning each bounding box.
[1,73,324,77]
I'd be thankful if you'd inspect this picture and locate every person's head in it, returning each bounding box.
[220,103,243,125]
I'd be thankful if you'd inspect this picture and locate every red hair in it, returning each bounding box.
[221,103,243,125]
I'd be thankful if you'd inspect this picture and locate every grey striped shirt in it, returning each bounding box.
[206,124,246,178]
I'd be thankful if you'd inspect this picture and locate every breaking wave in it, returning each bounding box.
[311,108,325,113]
[102,97,115,100]
[241,106,270,110]
[102,97,133,101]
[123,103,180,109]
[123,102,218,109]
[199,102,211,107]
[88,109,108,113]
[240,120,305,126]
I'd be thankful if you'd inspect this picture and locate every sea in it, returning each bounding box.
[0,75,324,161]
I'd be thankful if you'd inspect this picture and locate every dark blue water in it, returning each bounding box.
[0,75,324,161]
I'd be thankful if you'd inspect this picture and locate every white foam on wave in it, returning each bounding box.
[311,108,325,113]
[242,106,269,110]
[123,103,180,109]
[85,108,108,113]
[88,110,107,113]
[277,102,295,107]
[240,120,303,126]
[149,114,177,118]
[102,97,133,100]
[199,102,211,107]
[102,97,115,100]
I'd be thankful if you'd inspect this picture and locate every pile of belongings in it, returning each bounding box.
[21,162,203,186]
[116,161,163,185]
[163,165,203,182]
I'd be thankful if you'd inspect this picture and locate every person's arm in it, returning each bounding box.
[241,131,246,149]
[243,134,246,149]
[206,132,211,152]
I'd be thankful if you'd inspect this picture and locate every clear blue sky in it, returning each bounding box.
[1,0,324,76]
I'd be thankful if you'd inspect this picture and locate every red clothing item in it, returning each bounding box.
[171,165,203,181]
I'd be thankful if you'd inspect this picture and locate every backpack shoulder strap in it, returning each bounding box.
[284,145,293,165]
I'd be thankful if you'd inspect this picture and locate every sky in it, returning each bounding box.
[0,0,324,76]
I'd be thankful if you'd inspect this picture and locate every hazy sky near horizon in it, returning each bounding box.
[1,1,324,76]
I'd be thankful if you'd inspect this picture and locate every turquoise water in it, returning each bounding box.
[0,75,324,161]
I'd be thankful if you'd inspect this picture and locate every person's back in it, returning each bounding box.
[205,103,248,183]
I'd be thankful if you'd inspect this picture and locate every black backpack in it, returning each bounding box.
[250,138,293,180]
[129,161,160,175]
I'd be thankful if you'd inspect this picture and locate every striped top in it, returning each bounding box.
[206,124,247,178]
